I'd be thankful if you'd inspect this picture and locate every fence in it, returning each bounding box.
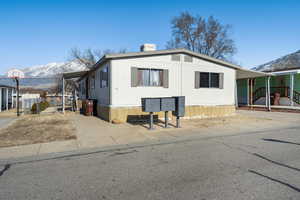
[21,97,41,114]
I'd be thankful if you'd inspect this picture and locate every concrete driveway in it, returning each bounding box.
[71,110,300,150]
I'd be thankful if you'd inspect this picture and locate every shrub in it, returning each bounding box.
[31,101,50,114]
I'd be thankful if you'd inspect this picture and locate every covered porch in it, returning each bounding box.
[0,85,16,112]
[236,68,300,111]
[61,71,88,113]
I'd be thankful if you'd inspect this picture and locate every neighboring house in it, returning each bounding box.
[237,50,300,107]
[237,69,300,107]
[77,44,265,123]
[0,85,16,112]
[20,93,41,111]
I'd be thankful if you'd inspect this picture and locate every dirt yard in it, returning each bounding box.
[0,114,76,148]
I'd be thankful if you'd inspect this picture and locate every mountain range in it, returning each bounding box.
[2,50,300,88]
[253,50,300,72]
[0,60,88,89]
[5,60,88,78]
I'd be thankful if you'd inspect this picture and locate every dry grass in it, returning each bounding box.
[0,114,77,148]
[0,109,18,118]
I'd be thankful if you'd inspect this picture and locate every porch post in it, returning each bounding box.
[0,88,2,112]
[265,77,268,108]
[235,80,238,108]
[6,88,8,110]
[62,77,65,114]
[250,79,253,106]
[267,76,271,111]
[11,89,14,108]
[247,78,250,106]
[290,74,294,106]
[74,89,77,111]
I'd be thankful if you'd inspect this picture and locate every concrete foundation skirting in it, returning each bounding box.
[97,105,236,123]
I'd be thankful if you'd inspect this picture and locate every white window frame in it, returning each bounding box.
[137,68,164,87]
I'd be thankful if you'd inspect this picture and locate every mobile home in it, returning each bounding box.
[77,44,265,122]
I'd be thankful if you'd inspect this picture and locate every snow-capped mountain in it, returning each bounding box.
[253,50,300,72]
[0,60,88,89]
[18,60,88,77]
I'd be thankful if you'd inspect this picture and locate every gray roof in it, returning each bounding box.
[94,48,243,70]
[0,84,15,89]
[83,48,269,79]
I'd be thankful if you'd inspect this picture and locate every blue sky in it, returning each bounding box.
[0,0,299,74]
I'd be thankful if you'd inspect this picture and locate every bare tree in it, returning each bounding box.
[55,47,128,96]
[167,12,236,61]
[69,48,128,69]
[69,48,101,69]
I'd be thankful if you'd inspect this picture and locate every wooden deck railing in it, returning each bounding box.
[253,86,300,105]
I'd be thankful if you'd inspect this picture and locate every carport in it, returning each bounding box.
[235,68,272,110]
[61,71,88,113]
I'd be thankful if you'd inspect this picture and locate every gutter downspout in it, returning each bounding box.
[180,55,183,96]
[109,61,113,122]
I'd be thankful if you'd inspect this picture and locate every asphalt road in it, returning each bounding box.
[1,124,300,199]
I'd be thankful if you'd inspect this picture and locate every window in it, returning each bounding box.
[210,73,220,88]
[100,67,108,88]
[138,69,163,86]
[131,67,168,88]
[200,72,210,88]
[195,72,223,89]
[90,75,95,89]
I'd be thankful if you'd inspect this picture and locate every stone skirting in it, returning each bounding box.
[97,105,236,123]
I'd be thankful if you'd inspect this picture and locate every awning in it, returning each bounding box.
[62,71,88,79]
[236,68,270,79]
[271,69,300,76]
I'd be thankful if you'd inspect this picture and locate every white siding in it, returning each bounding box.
[84,62,110,105]
[181,57,235,106]
[110,54,235,107]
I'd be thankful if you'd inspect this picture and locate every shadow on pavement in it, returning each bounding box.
[0,164,11,177]
[253,153,300,172]
[262,138,300,146]
[248,170,300,192]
